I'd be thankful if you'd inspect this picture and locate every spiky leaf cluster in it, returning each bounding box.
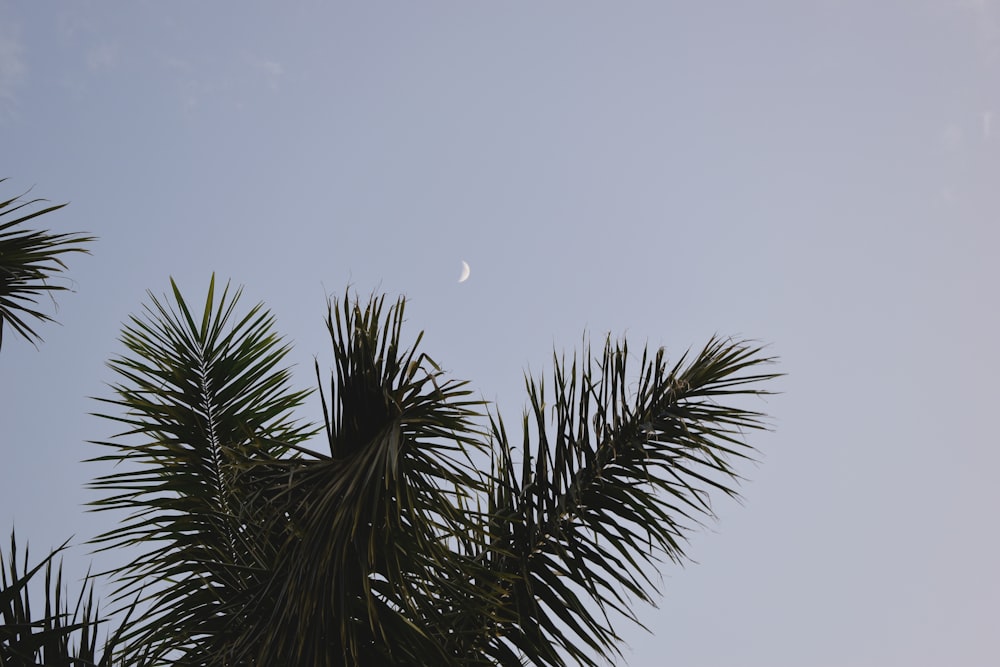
[0,179,93,350]
[0,532,143,667]
[89,279,778,666]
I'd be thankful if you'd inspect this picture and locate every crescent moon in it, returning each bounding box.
[458,260,471,283]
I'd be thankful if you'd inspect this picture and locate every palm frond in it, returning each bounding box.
[0,530,141,667]
[472,336,779,666]
[242,292,503,667]
[0,179,93,350]
[88,281,779,666]
[88,276,315,665]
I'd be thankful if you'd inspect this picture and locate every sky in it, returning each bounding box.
[1,2,998,665]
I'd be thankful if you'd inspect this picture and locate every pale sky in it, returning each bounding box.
[1,2,998,666]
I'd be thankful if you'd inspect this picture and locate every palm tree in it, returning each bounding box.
[0,179,94,350]
[0,533,138,667]
[89,276,779,666]
[0,180,128,666]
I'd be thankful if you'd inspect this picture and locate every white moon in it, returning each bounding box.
[458,260,471,283]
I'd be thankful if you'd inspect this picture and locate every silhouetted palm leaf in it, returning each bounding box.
[90,281,778,666]
[240,293,502,666]
[469,337,778,666]
[0,531,140,667]
[89,276,315,664]
[0,180,93,350]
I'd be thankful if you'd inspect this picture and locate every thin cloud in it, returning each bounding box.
[245,54,284,91]
[957,0,1000,61]
[86,42,119,71]
[0,27,25,119]
[257,59,284,78]
[941,122,966,151]
[156,50,286,115]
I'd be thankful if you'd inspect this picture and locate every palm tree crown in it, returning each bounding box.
[88,277,779,666]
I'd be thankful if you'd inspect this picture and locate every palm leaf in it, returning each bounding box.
[89,281,779,666]
[0,530,141,667]
[88,276,315,665]
[240,292,503,667]
[0,179,93,350]
[469,336,780,666]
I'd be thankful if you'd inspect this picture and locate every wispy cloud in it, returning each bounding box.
[156,49,286,116]
[245,54,285,91]
[957,0,1000,61]
[86,42,119,71]
[941,122,966,151]
[0,26,25,119]
[938,112,995,150]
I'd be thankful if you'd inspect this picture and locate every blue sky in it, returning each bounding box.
[2,2,998,665]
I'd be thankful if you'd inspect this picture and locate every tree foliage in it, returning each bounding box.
[87,277,779,666]
[0,181,116,666]
[0,531,147,667]
[0,175,780,664]
[0,179,93,350]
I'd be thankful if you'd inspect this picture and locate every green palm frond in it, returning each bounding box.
[0,179,93,350]
[243,293,501,667]
[470,336,779,666]
[89,281,779,666]
[88,276,315,664]
[0,531,140,667]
